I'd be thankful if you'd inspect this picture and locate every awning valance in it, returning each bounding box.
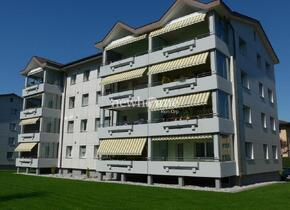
[15,143,37,152]
[149,13,207,38]
[152,134,213,142]
[148,52,209,75]
[106,35,147,51]
[19,118,39,126]
[149,92,211,111]
[101,67,147,86]
[97,138,146,156]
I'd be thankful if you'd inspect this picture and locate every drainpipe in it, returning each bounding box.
[58,72,67,173]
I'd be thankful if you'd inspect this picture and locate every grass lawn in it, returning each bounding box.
[1,171,290,210]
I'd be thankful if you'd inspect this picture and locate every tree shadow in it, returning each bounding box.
[0,191,47,203]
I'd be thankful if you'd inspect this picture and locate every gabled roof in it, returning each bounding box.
[0,93,22,100]
[95,0,279,64]
[20,56,63,76]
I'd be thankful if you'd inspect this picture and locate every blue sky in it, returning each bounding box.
[0,0,289,121]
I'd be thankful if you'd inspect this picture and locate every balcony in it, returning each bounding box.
[98,123,148,139]
[22,83,62,97]
[96,159,236,178]
[16,158,58,168]
[149,117,234,137]
[100,54,149,77]
[20,107,61,120]
[100,86,148,108]
[18,132,59,143]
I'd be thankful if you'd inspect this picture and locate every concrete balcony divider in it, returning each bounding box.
[22,83,62,97]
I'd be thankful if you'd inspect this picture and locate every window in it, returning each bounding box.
[195,143,205,158]
[6,152,14,160]
[272,145,278,159]
[257,53,262,68]
[268,89,274,104]
[243,106,252,124]
[104,117,110,127]
[95,118,100,131]
[79,146,86,158]
[245,142,254,160]
[80,119,88,132]
[239,37,247,56]
[83,70,90,82]
[206,142,214,158]
[259,82,264,98]
[8,137,15,147]
[9,123,17,131]
[265,62,271,71]
[94,145,99,159]
[220,135,233,161]
[263,144,269,159]
[261,113,267,129]
[218,91,230,119]
[69,97,75,109]
[10,98,14,103]
[241,71,250,90]
[216,51,229,80]
[67,121,74,133]
[70,74,76,85]
[270,117,276,132]
[96,91,101,104]
[82,94,89,107]
[66,146,72,158]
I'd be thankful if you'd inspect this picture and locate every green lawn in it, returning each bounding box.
[1,171,290,210]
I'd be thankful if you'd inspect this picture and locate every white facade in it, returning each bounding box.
[16,1,281,187]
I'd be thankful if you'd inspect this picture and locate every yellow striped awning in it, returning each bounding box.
[19,118,39,126]
[152,134,213,141]
[97,138,147,156]
[149,13,207,38]
[149,92,211,111]
[101,67,147,86]
[106,35,147,51]
[15,143,37,152]
[148,52,209,75]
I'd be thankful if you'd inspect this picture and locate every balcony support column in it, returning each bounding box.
[121,173,126,182]
[36,168,40,175]
[26,168,29,174]
[102,50,107,66]
[148,36,153,53]
[178,177,184,187]
[208,12,216,35]
[17,167,20,174]
[215,178,221,189]
[213,134,220,160]
[147,175,153,185]
[97,172,103,181]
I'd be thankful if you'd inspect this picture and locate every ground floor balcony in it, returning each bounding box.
[16,158,58,169]
[96,160,236,178]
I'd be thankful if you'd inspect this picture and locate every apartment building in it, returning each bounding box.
[279,121,290,157]
[0,93,22,168]
[16,0,281,188]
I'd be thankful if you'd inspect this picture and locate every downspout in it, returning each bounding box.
[228,22,244,183]
[58,72,67,173]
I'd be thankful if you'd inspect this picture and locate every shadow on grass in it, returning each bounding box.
[0,191,47,203]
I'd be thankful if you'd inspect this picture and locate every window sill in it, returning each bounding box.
[65,157,72,159]
[82,105,88,107]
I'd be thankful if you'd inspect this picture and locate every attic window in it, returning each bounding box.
[239,37,247,56]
